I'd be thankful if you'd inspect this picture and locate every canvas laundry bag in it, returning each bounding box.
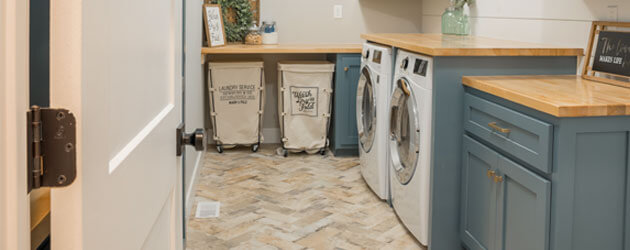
[208,61,264,150]
[277,61,335,154]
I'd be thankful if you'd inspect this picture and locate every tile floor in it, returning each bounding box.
[186,144,425,250]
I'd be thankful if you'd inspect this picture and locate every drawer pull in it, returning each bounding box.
[494,175,504,183]
[488,122,510,134]
[344,67,349,72]
[486,170,496,178]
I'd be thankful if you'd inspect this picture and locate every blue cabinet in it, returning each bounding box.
[329,53,361,156]
[461,135,499,250]
[428,56,577,250]
[462,88,630,250]
[462,135,551,250]
[496,155,551,250]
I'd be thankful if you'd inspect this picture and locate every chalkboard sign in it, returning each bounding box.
[592,31,630,77]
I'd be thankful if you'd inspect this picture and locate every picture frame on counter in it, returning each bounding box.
[203,4,226,47]
[583,21,630,89]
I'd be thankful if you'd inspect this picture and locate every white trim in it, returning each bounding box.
[108,104,174,173]
[185,151,203,219]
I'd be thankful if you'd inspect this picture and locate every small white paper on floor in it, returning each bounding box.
[195,201,220,218]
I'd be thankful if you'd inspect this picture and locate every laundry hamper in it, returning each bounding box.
[277,61,335,157]
[208,60,265,153]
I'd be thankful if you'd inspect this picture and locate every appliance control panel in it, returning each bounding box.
[413,58,428,77]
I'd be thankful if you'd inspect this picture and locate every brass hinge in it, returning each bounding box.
[27,106,77,193]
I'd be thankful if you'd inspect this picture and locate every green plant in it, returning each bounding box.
[214,0,252,42]
[452,0,474,8]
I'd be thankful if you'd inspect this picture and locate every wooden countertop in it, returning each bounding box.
[361,33,583,56]
[463,75,630,117]
[201,44,362,54]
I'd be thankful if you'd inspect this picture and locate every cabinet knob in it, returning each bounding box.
[344,67,349,72]
[494,175,504,183]
[486,170,496,178]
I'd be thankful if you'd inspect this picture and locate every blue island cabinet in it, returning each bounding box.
[461,88,630,250]
[428,56,577,250]
[327,53,361,156]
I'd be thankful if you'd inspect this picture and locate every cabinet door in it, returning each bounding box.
[461,135,500,250]
[331,54,361,155]
[495,157,551,250]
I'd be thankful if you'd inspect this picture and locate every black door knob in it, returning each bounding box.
[183,128,205,152]
[176,124,206,156]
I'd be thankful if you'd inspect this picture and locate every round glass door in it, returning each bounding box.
[356,66,377,153]
[389,78,420,185]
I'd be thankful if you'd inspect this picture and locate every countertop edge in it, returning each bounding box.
[201,44,363,54]
[462,76,630,118]
[361,34,584,57]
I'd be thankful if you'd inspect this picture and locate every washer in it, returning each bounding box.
[356,42,393,200]
[389,49,433,246]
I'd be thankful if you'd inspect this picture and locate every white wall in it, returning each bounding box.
[260,0,423,44]
[184,0,205,218]
[422,0,630,53]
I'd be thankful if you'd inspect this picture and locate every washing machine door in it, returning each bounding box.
[356,66,377,153]
[389,77,421,185]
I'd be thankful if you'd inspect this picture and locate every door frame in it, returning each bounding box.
[0,0,31,249]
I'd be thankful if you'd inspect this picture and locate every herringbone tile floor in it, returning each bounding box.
[186,144,425,250]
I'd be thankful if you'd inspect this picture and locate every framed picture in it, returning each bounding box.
[582,21,630,89]
[203,4,226,47]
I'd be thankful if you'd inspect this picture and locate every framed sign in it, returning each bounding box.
[592,31,630,77]
[203,4,226,47]
[583,21,630,88]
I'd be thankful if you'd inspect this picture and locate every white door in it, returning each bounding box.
[48,0,185,249]
[1,0,31,249]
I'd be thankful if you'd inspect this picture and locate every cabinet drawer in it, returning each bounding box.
[464,94,553,173]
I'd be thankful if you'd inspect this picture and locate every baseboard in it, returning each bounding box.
[185,151,203,220]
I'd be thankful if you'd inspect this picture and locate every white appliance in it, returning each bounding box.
[389,49,433,246]
[356,42,393,200]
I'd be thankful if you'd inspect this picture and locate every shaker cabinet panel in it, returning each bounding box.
[496,157,551,250]
[461,135,500,250]
[461,135,550,250]
[464,94,553,174]
[330,54,361,156]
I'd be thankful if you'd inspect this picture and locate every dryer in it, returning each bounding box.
[356,42,393,200]
[389,49,433,246]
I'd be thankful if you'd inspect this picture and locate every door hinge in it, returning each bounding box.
[27,106,77,193]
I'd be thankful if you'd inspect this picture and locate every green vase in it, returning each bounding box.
[441,6,470,35]
[441,7,457,34]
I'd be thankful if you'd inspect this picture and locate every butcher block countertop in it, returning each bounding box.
[361,33,583,56]
[201,44,362,54]
[463,75,630,117]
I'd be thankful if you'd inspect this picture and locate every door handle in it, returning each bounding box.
[488,122,510,134]
[176,123,206,156]
[399,79,411,96]
[344,67,349,72]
